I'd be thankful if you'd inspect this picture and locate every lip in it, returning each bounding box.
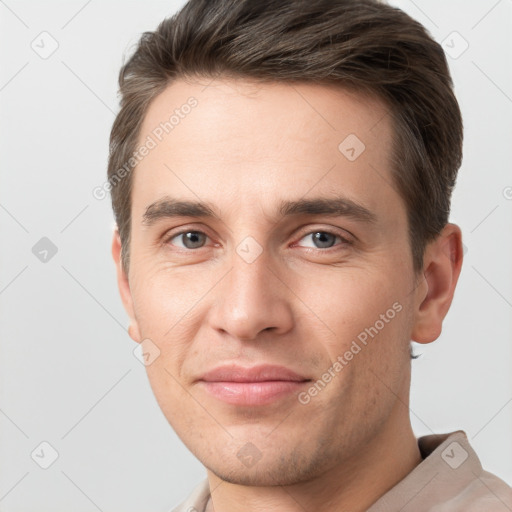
[200,364,309,383]
[197,364,311,406]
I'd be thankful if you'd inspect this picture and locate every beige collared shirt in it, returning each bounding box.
[171,431,512,511]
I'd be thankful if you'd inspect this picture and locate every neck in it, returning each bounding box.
[205,410,422,512]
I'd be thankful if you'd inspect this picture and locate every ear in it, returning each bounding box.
[111,227,142,343]
[411,223,463,344]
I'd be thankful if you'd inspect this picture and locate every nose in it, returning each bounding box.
[208,242,294,342]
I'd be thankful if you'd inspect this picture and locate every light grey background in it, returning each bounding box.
[0,0,511,510]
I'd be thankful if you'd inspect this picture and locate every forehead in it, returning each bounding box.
[133,76,401,222]
[139,76,392,154]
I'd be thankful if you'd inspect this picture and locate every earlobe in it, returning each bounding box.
[411,223,463,344]
[128,323,141,342]
[111,228,142,343]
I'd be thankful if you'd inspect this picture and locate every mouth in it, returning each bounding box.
[198,364,312,406]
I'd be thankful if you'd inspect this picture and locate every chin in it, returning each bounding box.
[201,442,335,487]
[207,465,309,487]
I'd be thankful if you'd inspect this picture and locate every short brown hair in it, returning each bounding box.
[107,0,463,274]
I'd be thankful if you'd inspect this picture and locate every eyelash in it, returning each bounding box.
[292,230,353,252]
[162,227,353,252]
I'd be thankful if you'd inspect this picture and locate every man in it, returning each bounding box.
[108,0,512,510]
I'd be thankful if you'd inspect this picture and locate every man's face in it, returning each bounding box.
[119,77,422,485]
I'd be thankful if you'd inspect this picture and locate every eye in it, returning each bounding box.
[166,230,209,249]
[296,230,350,250]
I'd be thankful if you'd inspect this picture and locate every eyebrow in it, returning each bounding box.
[141,195,377,226]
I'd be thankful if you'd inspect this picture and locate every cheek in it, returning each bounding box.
[127,273,199,396]
[295,264,409,352]
[129,261,208,338]
[143,360,199,439]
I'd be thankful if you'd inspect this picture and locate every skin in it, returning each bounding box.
[112,77,463,511]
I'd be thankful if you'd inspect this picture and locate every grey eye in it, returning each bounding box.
[299,231,339,249]
[171,231,208,249]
